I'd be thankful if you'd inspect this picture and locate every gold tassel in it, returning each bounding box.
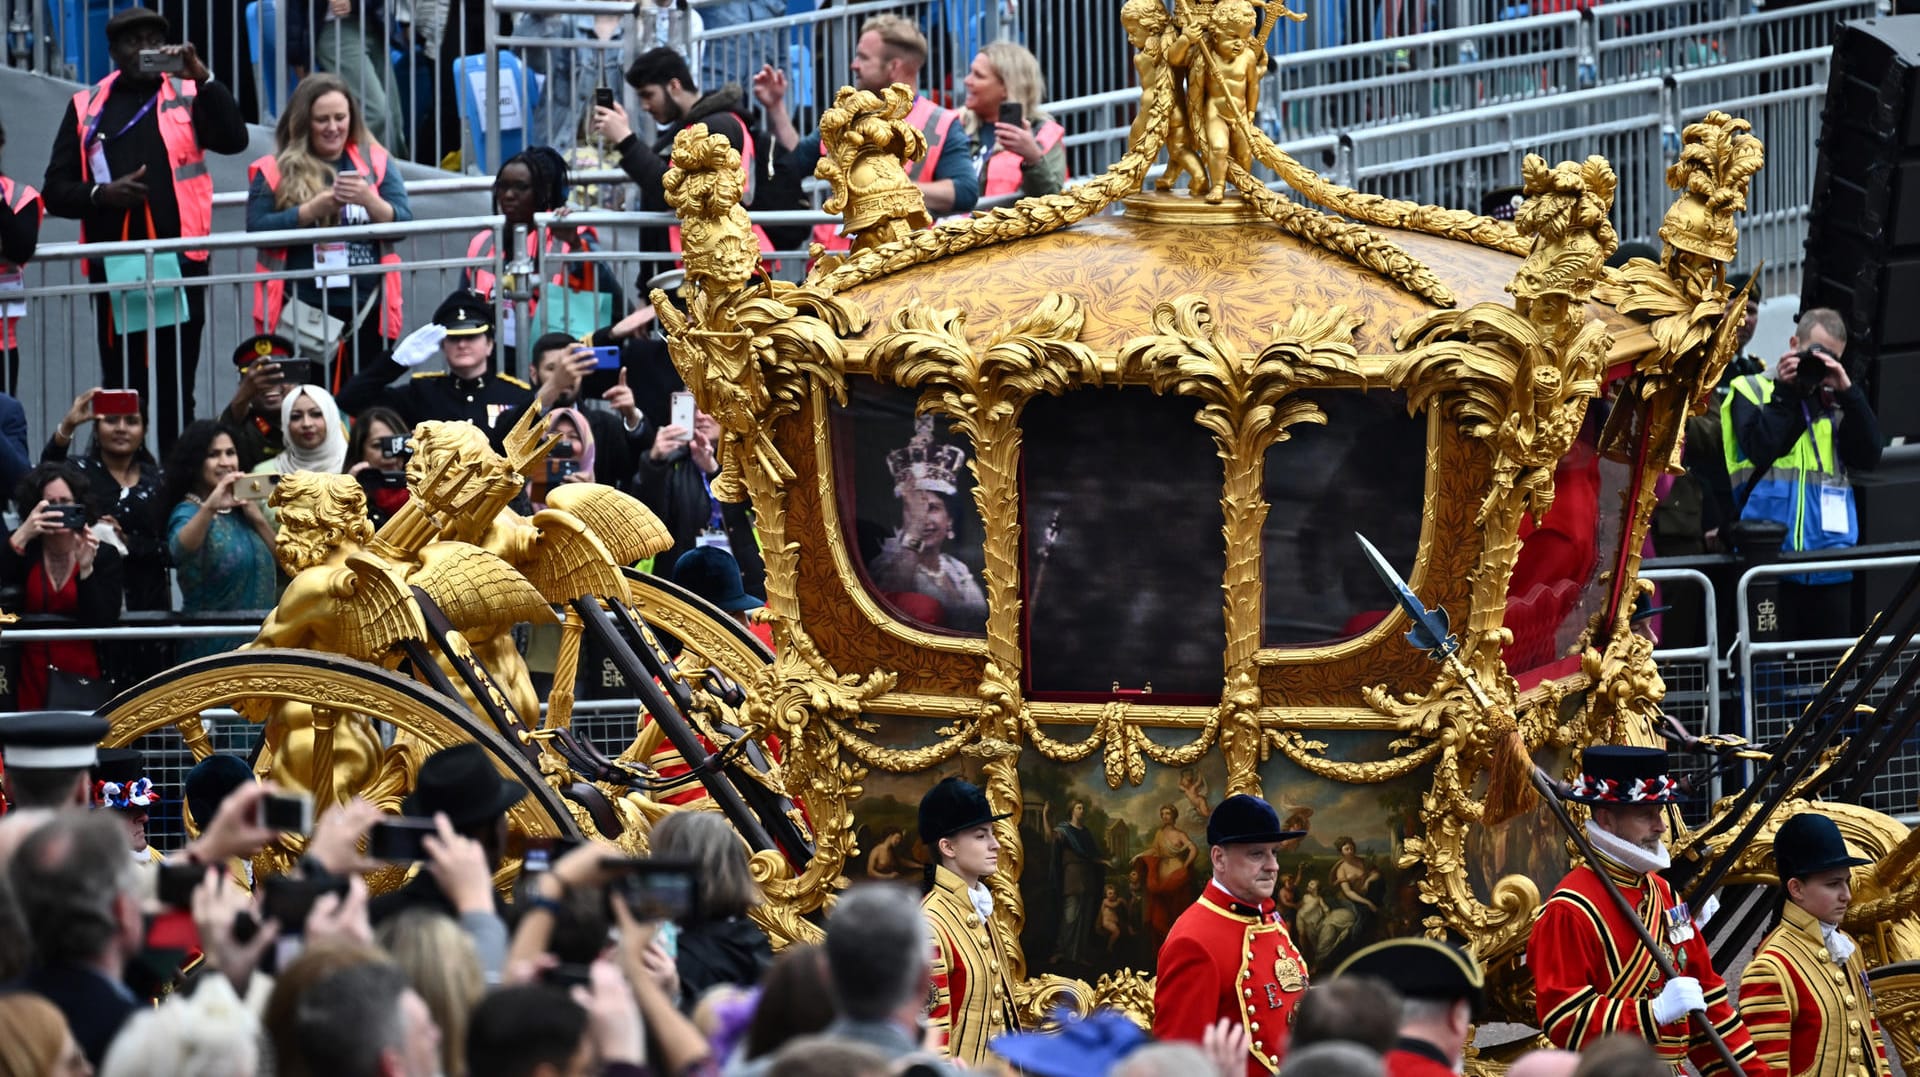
[1481,719,1540,827]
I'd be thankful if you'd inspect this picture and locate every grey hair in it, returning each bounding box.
[650,810,762,921]
[825,884,930,1021]
[1278,1041,1388,1077]
[292,961,411,1077]
[1112,1043,1218,1076]
[7,810,135,965]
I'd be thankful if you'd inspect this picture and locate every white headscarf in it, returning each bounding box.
[275,385,349,475]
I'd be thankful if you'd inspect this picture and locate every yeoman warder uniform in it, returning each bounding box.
[1738,812,1890,1077]
[1336,937,1487,1077]
[1529,747,1768,1077]
[1153,793,1310,1076]
[918,776,1021,1065]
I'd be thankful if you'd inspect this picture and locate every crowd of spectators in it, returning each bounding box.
[0,719,1707,1077]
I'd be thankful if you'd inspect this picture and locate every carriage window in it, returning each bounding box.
[1022,390,1226,700]
[838,382,990,636]
[1261,391,1428,646]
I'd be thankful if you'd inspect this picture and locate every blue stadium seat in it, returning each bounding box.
[245,1,300,118]
[453,52,541,174]
[785,0,815,116]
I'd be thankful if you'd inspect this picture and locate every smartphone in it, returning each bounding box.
[670,390,696,434]
[376,434,410,458]
[998,101,1024,128]
[594,86,615,110]
[51,503,87,531]
[520,837,581,874]
[275,358,321,386]
[542,963,596,990]
[93,389,140,416]
[157,861,206,909]
[368,817,438,862]
[604,858,700,922]
[257,791,313,834]
[546,459,579,484]
[262,872,350,932]
[357,469,408,491]
[591,345,622,371]
[233,474,279,501]
[138,48,185,74]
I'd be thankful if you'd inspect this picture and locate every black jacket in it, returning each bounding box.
[0,539,125,623]
[9,963,140,1068]
[337,366,537,451]
[674,914,773,1011]
[616,85,753,258]
[634,447,763,595]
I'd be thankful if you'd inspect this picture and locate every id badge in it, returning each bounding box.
[0,267,24,320]
[88,137,111,184]
[695,528,731,552]
[1819,484,1849,535]
[314,242,349,290]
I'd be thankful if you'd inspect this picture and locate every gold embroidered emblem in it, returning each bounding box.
[1275,955,1306,992]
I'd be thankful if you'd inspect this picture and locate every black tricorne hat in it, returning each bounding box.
[918,776,1007,845]
[1206,794,1306,846]
[104,6,169,41]
[1774,812,1871,881]
[1564,745,1689,805]
[402,743,528,828]
[0,711,108,770]
[1334,937,1486,1019]
[432,289,495,337]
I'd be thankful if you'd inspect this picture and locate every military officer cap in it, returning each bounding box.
[1206,794,1306,846]
[432,289,495,337]
[232,333,297,369]
[0,711,109,770]
[918,776,1009,844]
[1774,812,1871,881]
[1335,937,1486,1019]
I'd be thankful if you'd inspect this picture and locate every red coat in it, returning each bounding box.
[1153,880,1308,1076]
[1386,1039,1460,1077]
[1529,858,1770,1077]
[1737,903,1890,1077]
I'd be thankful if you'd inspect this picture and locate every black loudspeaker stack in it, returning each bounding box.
[1803,15,1920,439]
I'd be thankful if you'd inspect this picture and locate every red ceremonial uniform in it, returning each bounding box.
[1737,903,1891,1077]
[1153,880,1308,1076]
[1530,855,1770,1077]
[1386,1038,1461,1077]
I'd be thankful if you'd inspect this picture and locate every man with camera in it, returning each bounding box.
[40,6,250,453]
[1723,307,1883,639]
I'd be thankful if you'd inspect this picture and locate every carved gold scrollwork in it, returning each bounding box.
[1119,296,1362,793]
[867,293,1102,980]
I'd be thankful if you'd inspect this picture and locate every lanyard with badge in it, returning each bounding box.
[694,469,729,552]
[85,91,162,183]
[1802,400,1850,535]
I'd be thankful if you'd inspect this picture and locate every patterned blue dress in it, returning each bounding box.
[167,501,278,661]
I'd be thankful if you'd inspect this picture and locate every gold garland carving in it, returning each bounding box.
[867,293,1102,980]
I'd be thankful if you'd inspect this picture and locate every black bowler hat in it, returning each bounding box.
[672,547,763,613]
[1335,937,1486,1019]
[232,333,296,369]
[432,289,495,337]
[0,711,108,771]
[402,743,527,828]
[918,776,1008,845]
[1565,745,1690,805]
[105,6,169,41]
[1206,794,1305,846]
[1774,812,1871,881]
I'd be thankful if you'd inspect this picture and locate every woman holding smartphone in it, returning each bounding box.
[3,462,125,709]
[165,421,278,662]
[959,43,1067,202]
[246,74,413,386]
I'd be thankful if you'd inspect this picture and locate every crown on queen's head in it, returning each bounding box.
[887,415,968,497]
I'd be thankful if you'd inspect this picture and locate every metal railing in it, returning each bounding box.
[1645,566,1723,822]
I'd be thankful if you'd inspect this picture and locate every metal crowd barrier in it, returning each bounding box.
[1644,566,1723,823]
[1733,555,1920,823]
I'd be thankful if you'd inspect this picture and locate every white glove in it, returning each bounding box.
[1650,976,1705,1026]
[393,324,448,368]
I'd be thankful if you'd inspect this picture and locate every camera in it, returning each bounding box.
[368,817,438,861]
[51,504,87,531]
[549,438,577,459]
[357,469,409,491]
[262,871,351,932]
[376,434,411,458]
[137,48,185,74]
[257,791,313,833]
[1788,346,1837,396]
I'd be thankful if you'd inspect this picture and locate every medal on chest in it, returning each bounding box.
[1665,904,1696,947]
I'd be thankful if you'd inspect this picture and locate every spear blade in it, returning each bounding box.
[1355,532,1459,661]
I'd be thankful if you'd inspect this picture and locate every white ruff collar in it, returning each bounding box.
[1586,819,1671,874]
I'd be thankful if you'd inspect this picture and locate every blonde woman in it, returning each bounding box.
[376,910,485,1077]
[0,992,91,1077]
[246,74,413,384]
[959,42,1067,201]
